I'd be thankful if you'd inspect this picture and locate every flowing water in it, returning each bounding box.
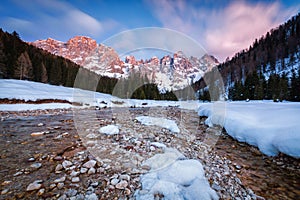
[0,108,299,199]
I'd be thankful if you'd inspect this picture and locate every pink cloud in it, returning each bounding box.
[148,0,300,62]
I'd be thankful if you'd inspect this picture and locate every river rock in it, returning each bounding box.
[1,189,9,195]
[70,170,80,177]
[57,182,64,189]
[116,180,128,189]
[55,164,63,172]
[80,167,88,174]
[85,193,98,200]
[83,160,97,169]
[88,167,96,175]
[119,174,130,181]
[37,188,45,196]
[71,177,80,183]
[54,176,66,183]
[66,189,77,197]
[30,163,42,169]
[62,160,72,169]
[26,180,42,191]
[110,178,119,185]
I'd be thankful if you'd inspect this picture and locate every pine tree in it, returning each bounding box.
[279,73,289,101]
[14,52,33,80]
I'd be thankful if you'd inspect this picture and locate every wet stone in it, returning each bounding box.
[30,162,42,169]
[88,167,96,175]
[62,160,72,169]
[54,176,66,183]
[80,167,88,174]
[71,177,80,183]
[57,182,64,189]
[26,180,42,191]
[116,180,128,189]
[83,160,97,169]
[110,178,119,185]
[55,164,63,172]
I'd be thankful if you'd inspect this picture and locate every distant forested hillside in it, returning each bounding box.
[0,29,177,100]
[194,13,300,102]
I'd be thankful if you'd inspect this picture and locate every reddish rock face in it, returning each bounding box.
[30,36,219,91]
[30,36,125,75]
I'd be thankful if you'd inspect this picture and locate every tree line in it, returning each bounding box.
[0,29,178,101]
[194,12,300,102]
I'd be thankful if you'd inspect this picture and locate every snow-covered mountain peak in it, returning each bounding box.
[30,36,219,91]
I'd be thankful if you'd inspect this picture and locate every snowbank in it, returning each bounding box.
[136,116,180,133]
[0,79,199,111]
[0,103,74,111]
[135,148,219,200]
[198,101,300,158]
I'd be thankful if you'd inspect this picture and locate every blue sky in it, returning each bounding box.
[0,0,299,61]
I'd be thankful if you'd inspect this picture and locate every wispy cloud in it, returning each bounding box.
[147,0,300,61]
[1,0,119,42]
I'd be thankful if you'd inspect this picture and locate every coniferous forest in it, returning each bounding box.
[0,29,177,101]
[1,13,300,102]
[194,13,300,102]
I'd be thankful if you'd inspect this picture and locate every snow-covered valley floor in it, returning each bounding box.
[0,79,300,199]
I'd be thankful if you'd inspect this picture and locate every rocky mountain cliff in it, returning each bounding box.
[31,36,219,92]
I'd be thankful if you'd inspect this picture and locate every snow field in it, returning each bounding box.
[198,101,300,158]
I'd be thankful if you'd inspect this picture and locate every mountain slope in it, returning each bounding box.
[193,12,300,101]
[31,37,219,92]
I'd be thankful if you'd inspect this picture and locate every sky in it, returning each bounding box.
[0,0,300,62]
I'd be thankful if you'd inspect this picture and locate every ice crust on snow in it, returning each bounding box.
[99,125,119,135]
[135,148,219,200]
[136,116,180,133]
[198,101,300,158]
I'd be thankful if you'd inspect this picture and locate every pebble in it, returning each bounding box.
[115,180,128,189]
[83,160,97,169]
[88,167,96,175]
[85,193,98,200]
[49,184,56,190]
[119,174,130,181]
[212,182,222,191]
[80,167,88,174]
[125,188,131,195]
[70,170,80,177]
[90,182,99,187]
[66,189,77,197]
[58,194,67,200]
[54,156,63,161]
[86,133,97,139]
[57,182,64,189]
[62,160,73,169]
[37,188,45,196]
[110,178,119,185]
[1,189,9,195]
[71,177,80,183]
[26,180,43,191]
[30,163,42,169]
[54,176,66,183]
[30,131,44,136]
[55,164,63,172]
[13,171,23,176]
[28,157,35,162]
[1,180,12,186]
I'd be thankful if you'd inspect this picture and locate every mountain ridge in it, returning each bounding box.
[30,36,219,92]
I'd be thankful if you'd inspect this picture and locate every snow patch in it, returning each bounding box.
[135,148,219,200]
[99,125,119,135]
[136,116,180,133]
